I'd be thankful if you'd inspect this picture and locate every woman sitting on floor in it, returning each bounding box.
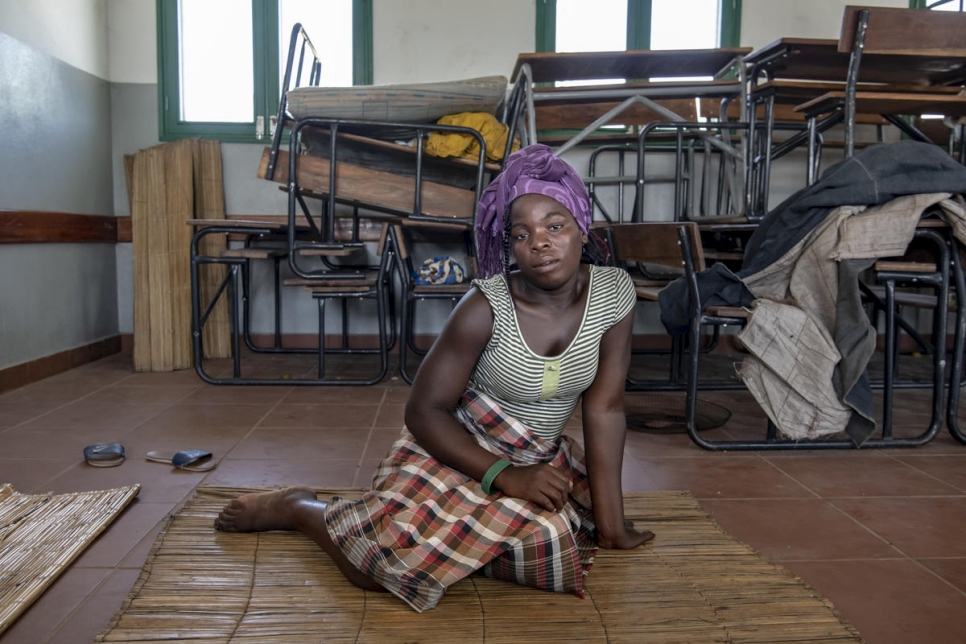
[215,143,654,612]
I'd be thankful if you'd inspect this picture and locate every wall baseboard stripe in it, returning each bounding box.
[0,210,119,244]
[0,336,123,395]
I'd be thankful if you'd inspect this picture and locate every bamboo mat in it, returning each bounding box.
[97,487,862,643]
[128,137,230,372]
[0,483,141,636]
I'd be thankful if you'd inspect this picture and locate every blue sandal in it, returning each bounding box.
[83,443,126,468]
[146,449,215,472]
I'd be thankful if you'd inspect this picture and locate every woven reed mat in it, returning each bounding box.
[97,486,862,643]
[0,483,141,636]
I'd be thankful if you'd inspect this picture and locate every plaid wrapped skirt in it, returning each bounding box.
[324,388,598,612]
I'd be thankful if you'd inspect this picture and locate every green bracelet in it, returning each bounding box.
[481,459,512,495]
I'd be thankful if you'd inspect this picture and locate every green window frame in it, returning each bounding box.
[156,0,373,144]
[536,0,742,52]
[909,0,964,9]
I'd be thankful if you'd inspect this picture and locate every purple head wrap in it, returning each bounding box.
[475,144,591,278]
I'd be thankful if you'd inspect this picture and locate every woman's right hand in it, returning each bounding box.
[492,463,572,513]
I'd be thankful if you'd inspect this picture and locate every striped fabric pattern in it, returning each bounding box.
[469,265,636,440]
[324,389,597,613]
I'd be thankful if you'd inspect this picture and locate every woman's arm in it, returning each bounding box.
[405,288,571,513]
[405,288,497,481]
[581,309,654,549]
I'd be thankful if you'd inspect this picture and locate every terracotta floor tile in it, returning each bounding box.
[0,567,112,644]
[891,454,966,493]
[636,456,815,499]
[786,559,966,644]
[119,369,211,386]
[831,497,966,558]
[201,458,359,489]
[178,385,293,405]
[765,453,963,497]
[355,457,384,488]
[0,457,78,493]
[364,427,406,461]
[258,403,378,428]
[229,425,371,462]
[700,498,902,561]
[374,403,406,428]
[48,359,132,378]
[918,557,966,594]
[282,385,387,405]
[135,403,274,430]
[0,401,59,428]
[14,400,167,430]
[888,428,966,454]
[624,428,760,459]
[44,460,205,504]
[118,521,167,569]
[620,456,661,492]
[0,381,108,404]
[45,568,143,644]
[1,424,139,459]
[70,501,175,568]
[382,386,412,404]
[80,385,200,405]
[222,353,386,382]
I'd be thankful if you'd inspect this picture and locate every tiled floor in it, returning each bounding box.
[2,352,966,643]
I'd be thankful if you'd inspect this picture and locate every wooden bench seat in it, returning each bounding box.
[219,248,285,260]
[796,91,966,118]
[284,272,378,292]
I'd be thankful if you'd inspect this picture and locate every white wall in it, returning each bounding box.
[740,0,909,49]
[0,4,118,370]
[107,0,156,84]
[373,0,534,83]
[104,0,913,87]
[0,0,109,79]
[0,245,119,368]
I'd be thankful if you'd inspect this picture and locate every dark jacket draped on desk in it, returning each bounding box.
[659,140,966,445]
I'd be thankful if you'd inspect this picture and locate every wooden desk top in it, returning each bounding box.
[750,80,963,103]
[187,218,286,230]
[796,91,966,118]
[511,48,751,84]
[530,79,742,104]
[695,220,759,233]
[744,38,838,69]
[745,37,966,86]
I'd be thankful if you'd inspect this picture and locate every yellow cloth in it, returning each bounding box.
[424,112,519,163]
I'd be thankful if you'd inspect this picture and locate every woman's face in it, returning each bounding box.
[508,193,588,288]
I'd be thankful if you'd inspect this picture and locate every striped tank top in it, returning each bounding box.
[468,264,636,440]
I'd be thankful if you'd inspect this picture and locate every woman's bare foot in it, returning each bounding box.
[214,486,318,533]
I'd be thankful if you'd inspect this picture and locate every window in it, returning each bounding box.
[910,0,964,9]
[157,0,373,143]
[536,0,741,53]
